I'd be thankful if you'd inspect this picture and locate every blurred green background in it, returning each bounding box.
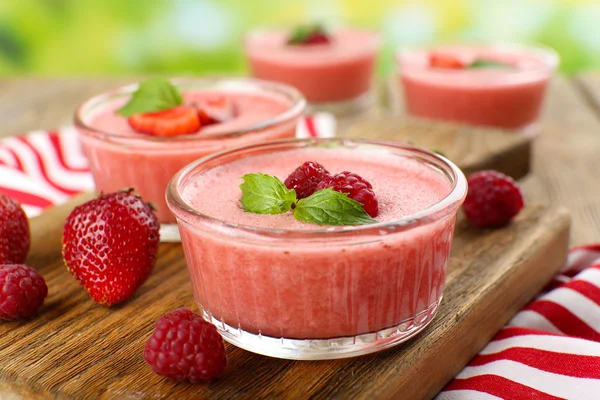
[0,0,599,77]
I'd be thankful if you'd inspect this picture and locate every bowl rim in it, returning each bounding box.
[74,77,307,143]
[396,41,560,86]
[166,137,468,241]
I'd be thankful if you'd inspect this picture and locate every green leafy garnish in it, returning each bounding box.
[117,78,183,117]
[287,23,329,45]
[294,188,377,226]
[240,173,297,214]
[239,174,376,226]
[469,59,513,69]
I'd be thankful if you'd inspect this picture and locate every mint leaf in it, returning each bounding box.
[117,78,183,117]
[240,173,297,214]
[293,188,377,226]
[469,59,513,69]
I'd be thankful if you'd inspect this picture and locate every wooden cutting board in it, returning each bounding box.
[0,196,570,400]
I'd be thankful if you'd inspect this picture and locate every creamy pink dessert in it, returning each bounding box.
[167,139,467,359]
[398,44,558,132]
[245,29,379,104]
[74,78,305,237]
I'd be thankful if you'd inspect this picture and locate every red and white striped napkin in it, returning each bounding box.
[2,115,600,399]
[439,244,600,400]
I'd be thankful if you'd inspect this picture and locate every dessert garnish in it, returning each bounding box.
[0,264,47,320]
[128,105,201,137]
[288,23,331,45]
[469,59,513,69]
[429,54,466,69]
[62,189,160,306]
[118,78,184,117]
[240,162,378,226]
[0,193,30,264]
[117,78,236,136]
[463,170,524,228]
[284,161,331,199]
[429,53,513,70]
[197,96,237,125]
[316,171,379,218]
[144,308,227,382]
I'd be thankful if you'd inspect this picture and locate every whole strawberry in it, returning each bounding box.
[144,308,227,382]
[0,194,30,264]
[463,170,524,228]
[62,190,159,306]
[0,264,48,320]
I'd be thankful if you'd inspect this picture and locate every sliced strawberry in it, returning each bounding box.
[197,108,217,126]
[128,106,201,137]
[196,96,237,126]
[429,53,466,69]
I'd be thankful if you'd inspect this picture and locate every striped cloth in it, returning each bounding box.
[1,117,600,399]
[439,244,600,400]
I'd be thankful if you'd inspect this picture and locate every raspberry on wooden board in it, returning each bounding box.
[144,308,227,382]
[0,264,47,320]
[463,170,524,228]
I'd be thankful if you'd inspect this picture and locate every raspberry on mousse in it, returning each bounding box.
[284,161,331,199]
[316,171,379,218]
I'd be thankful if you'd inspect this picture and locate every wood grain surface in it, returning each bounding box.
[0,200,569,400]
[517,76,600,245]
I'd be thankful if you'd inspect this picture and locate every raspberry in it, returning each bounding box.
[144,308,227,382]
[284,161,331,199]
[316,171,379,217]
[304,32,331,45]
[0,264,48,320]
[463,170,524,228]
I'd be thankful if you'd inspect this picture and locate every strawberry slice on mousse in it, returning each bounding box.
[128,98,238,137]
[429,53,467,69]
[128,105,201,137]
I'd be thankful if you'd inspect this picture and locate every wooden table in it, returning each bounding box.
[1,75,598,244]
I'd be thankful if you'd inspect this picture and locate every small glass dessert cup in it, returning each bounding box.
[397,43,559,136]
[167,138,467,360]
[244,29,380,116]
[74,78,305,242]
